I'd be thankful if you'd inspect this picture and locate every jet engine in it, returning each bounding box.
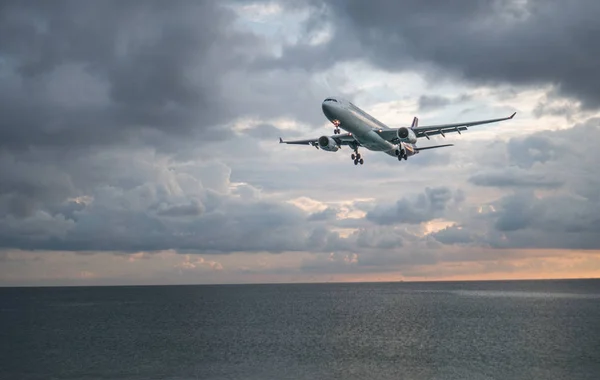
[397,127,417,144]
[318,136,340,152]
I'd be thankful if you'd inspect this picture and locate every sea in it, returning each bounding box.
[1,279,599,380]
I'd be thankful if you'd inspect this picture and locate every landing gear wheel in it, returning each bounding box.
[352,147,362,166]
[398,150,404,161]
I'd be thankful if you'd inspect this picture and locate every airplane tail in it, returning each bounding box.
[410,116,419,129]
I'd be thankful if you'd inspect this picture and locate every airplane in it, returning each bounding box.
[279,96,516,165]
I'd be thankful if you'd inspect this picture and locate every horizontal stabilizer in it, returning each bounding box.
[415,144,454,151]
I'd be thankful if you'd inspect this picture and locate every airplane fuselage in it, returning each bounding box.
[321,98,417,157]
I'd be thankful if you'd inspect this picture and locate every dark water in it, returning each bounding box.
[1,279,600,380]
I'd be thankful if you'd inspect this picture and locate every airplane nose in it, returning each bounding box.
[322,101,335,117]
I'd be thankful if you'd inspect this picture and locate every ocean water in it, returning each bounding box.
[1,279,599,380]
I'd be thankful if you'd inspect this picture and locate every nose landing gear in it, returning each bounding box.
[332,120,341,134]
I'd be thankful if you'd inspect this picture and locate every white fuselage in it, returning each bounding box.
[321,98,417,157]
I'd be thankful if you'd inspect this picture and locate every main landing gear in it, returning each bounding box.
[396,149,408,161]
[351,148,364,165]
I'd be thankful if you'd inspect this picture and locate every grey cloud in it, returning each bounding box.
[468,168,563,189]
[418,95,451,111]
[0,151,362,254]
[493,191,600,237]
[366,187,460,225]
[418,94,471,111]
[0,1,243,151]
[1,0,331,155]
[242,124,292,139]
[307,207,338,221]
[0,0,348,256]
[506,135,560,168]
[533,94,581,120]
[434,118,600,250]
[269,0,600,109]
[493,191,540,232]
[155,202,204,218]
[431,226,476,246]
[354,227,403,249]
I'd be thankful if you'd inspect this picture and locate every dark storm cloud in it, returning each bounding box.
[0,0,259,151]
[269,0,600,109]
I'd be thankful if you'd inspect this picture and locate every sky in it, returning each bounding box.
[1,0,600,286]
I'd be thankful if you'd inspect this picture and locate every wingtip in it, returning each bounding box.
[510,112,517,119]
[279,137,283,143]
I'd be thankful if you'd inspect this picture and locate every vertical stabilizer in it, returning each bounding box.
[411,116,419,129]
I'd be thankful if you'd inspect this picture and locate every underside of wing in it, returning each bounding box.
[279,133,359,147]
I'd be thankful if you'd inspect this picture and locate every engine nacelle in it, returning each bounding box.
[397,127,417,144]
[318,136,340,152]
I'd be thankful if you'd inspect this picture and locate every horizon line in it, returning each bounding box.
[2,276,599,289]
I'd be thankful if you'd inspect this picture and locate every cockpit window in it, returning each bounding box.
[324,98,338,103]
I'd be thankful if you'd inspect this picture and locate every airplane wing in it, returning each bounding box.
[413,112,516,139]
[279,132,358,147]
[376,112,516,141]
[415,144,454,151]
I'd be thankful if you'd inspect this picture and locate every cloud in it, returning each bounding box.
[418,95,451,111]
[366,187,462,225]
[0,1,248,151]
[418,94,471,111]
[468,168,563,189]
[0,155,311,253]
[2,1,600,284]
[432,118,600,250]
[0,0,338,157]
[0,1,349,255]
[268,0,600,109]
